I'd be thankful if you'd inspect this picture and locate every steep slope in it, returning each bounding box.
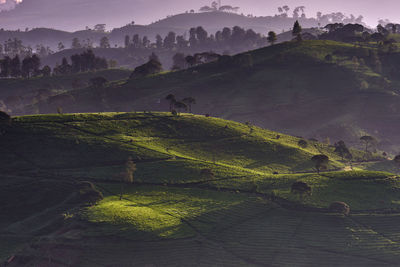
[1,112,400,266]
[34,40,400,153]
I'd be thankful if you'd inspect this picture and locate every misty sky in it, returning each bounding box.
[115,0,397,27]
[1,0,399,30]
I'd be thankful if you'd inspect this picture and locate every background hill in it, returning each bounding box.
[30,40,400,153]
[1,112,400,265]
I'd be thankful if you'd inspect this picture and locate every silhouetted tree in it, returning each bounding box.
[329,202,350,215]
[164,32,176,50]
[334,140,352,161]
[311,154,329,174]
[267,31,277,45]
[360,136,377,155]
[174,101,187,114]
[71,38,82,49]
[292,20,302,41]
[10,55,21,77]
[0,56,11,77]
[182,97,196,113]
[166,94,176,112]
[172,53,186,70]
[41,65,51,77]
[156,34,163,49]
[124,35,130,48]
[99,36,110,48]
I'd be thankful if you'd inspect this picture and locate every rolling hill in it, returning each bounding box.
[1,112,400,266]
[31,40,400,153]
[1,112,400,265]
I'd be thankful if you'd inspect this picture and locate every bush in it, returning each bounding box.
[77,181,103,205]
[291,181,312,196]
[329,201,350,215]
[298,139,308,148]
[130,58,162,79]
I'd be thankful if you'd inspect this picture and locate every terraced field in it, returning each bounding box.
[2,112,400,266]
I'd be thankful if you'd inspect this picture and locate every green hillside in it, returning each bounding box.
[0,68,131,115]
[33,40,400,153]
[2,112,400,265]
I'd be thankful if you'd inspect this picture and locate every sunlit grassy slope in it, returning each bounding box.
[2,112,400,266]
[33,40,400,153]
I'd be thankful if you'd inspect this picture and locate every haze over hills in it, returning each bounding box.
[28,40,400,154]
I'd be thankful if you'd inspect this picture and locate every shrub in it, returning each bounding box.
[329,202,350,215]
[90,76,108,88]
[298,139,308,148]
[291,181,312,196]
[77,181,103,205]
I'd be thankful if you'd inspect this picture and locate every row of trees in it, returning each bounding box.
[53,50,109,75]
[123,26,269,53]
[0,54,52,78]
[0,49,109,78]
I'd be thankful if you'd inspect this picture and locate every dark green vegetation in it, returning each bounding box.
[0,68,131,114]
[33,40,400,153]
[2,112,400,265]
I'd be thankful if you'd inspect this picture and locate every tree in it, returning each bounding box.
[174,101,187,114]
[182,97,196,113]
[132,34,141,48]
[267,31,277,45]
[360,136,377,155]
[172,53,186,70]
[311,154,329,174]
[329,202,350,215]
[119,157,136,200]
[130,57,162,79]
[166,94,176,112]
[10,55,21,77]
[71,38,82,49]
[291,181,312,198]
[0,56,11,77]
[90,76,108,88]
[42,65,51,77]
[124,35,130,48]
[292,20,302,41]
[99,36,110,48]
[334,140,352,161]
[94,24,106,32]
[156,34,163,49]
[163,31,176,50]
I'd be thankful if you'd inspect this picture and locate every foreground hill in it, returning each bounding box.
[2,112,400,265]
[34,40,400,153]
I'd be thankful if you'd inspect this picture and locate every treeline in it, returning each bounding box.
[0,49,108,78]
[0,54,50,78]
[53,50,108,75]
[123,26,269,54]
